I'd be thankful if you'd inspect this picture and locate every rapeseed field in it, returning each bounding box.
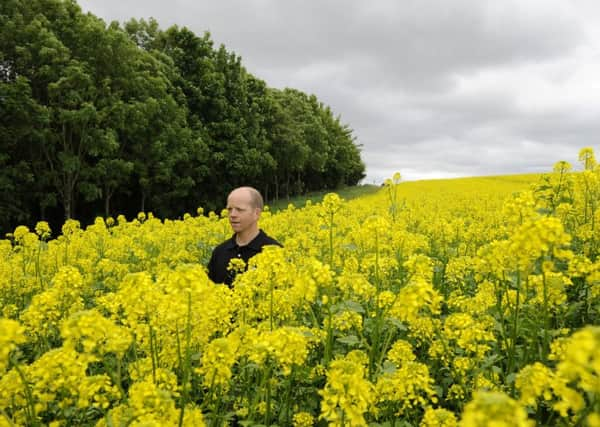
[1,149,599,426]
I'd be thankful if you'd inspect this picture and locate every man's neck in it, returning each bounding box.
[236,228,260,246]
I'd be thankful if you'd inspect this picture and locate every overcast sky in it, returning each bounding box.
[78,0,600,183]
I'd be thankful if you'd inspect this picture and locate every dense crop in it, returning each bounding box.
[1,149,599,426]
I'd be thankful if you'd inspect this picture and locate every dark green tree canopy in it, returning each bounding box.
[0,0,365,234]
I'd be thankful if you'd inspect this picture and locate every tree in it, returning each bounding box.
[266,88,308,199]
[0,1,365,233]
[0,76,42,231]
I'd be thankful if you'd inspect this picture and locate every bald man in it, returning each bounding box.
[207,186,281,286]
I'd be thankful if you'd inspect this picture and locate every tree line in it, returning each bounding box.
[0,0,365,234]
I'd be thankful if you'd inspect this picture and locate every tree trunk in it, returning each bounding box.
[297,170,303,195]
[263,183,269,205]
[63,184,73,220]
[104,190,112,218]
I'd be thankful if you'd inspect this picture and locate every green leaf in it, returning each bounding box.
[382,360,397,374]
[385,317,407,331]
[337,335,359,346]
[339,300,365,314]
[506,373,517,385]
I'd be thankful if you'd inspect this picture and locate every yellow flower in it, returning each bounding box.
[336,272,376,300]
[515,362,554,407]
[60,309,132,357]
[553,326,600,393]
[0,318,25,372]
[387,339,416,366]
[587,413,600,427]
[527,272,572,309]
[579,147,596,170]
[196,332,240,390]
[241,326,312,376]
[13,225,30,241]
[420,407,458,427]
[442,313,495,358]
[35,221,51,239]
[321,193,344,216]
[21,266,85,341]
[319,351,374,426]
[388,277,442,326]
[375,360,437,416]
[459,391,533,427]
[329,310,363,332]
[293,411,315,427]
[61,218,81,236]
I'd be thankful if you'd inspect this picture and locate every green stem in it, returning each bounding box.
[282,371,294,426]
[264,364,272,426]
[309,304,321,329]
[105,356,126,399]
[374,229,380,291]
[12,360,38,427]
[368,308,382,380]
[149,323,157,384]
[270,279,274,331]
[493,278,510,375]
[249,360,271,421]
[179,293,193,427]
[376,325,397,369]
[36,241,43,290]
[508,271,521,378]
[585,283,590,325]
[213,391,224,427]
[542,271,550,360]
[329,211,335,267]
[175,324,184,427]
[324,305,334,365]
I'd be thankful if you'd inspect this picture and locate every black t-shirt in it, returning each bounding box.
[207,229,282,286]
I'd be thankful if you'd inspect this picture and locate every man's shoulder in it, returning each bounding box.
[257,230,282,247]
[212,235,236,253]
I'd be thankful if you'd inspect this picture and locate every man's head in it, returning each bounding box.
[226,187,263,235]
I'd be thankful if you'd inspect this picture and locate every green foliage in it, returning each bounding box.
[0,1,365,234]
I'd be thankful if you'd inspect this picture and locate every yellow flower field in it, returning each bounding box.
[1,149,599,426]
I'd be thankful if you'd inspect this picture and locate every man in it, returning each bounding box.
[207,186,281,286]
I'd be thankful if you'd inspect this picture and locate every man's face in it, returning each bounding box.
[226,189,260,234]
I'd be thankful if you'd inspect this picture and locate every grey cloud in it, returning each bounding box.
[234,0,583,90]
[82,0,583,89]
[78,0,600,183]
